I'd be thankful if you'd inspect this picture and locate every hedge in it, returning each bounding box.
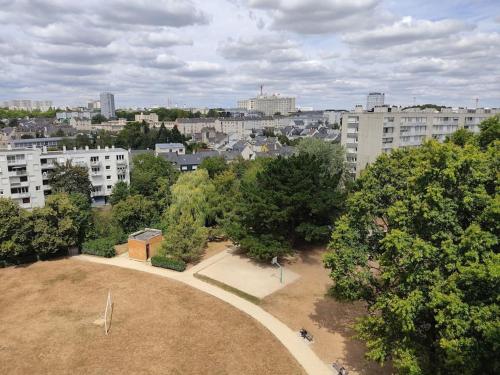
[82,238,116,258]
[151,256,186,272]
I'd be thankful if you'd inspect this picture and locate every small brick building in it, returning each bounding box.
[128,228,163,261]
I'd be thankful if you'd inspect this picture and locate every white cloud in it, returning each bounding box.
[248,0,384,34]
[344,16,466,47]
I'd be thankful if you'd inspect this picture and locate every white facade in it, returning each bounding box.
[3,100,53,111]
[155,143,185,156]
[57,111,92,121]
[0,146,130,208]
[341,107,500,176]
[366,93,385,110]
[100,92,116,119]
[238,94,296,116]
[135,112,159,124]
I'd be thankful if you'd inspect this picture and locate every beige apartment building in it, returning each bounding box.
[341,106,500,175]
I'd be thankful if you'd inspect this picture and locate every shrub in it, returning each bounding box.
[151,255,186,272]
[82,238,116,258]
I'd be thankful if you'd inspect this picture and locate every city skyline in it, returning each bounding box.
[0,0,499,109]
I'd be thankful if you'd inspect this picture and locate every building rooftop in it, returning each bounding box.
[129,228,162,241]
[156,143,184,149]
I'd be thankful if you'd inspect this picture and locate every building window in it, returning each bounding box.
[116,155,124,161]
[105,156,110,160]
[36,186,41,191]
[22,197,30,204]
[106,165,111,170]
[107,185,112,190]
[117,174,126,181]
[90,156,99,163]
[106,175,111,180]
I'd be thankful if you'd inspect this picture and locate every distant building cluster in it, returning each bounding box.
[238,93,296,116]
[2,100,53,112]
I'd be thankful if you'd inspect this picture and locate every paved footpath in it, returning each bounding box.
[75,253,332,375]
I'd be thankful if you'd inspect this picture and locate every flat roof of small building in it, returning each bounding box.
[129,228,162,241]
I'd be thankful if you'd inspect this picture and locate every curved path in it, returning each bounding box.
[75,252,332,375]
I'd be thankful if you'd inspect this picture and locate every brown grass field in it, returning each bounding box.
[0,259,305,375]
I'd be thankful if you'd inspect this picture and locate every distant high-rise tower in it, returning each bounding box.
[366,92,385,110]
[100,92,116,119]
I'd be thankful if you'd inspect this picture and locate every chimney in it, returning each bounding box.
[73,147,76,151]
[42,146,47,153]
[105,146,109,151]
[85,145,89,151]
[97,145,101,150]
[7,144,12,150]
[63,145,67,153]
[112,145,115,149]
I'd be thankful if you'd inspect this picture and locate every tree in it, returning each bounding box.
[160,211,208,263]
[91,114,107,124]
[112,195,156,234]
[323,139,499,375]
[130,153,178,200]
[161,170,212,261]
[68,193,93,248]
[296,138,346,178]
[32,194,79,256]
[446,128,475,147]
[0,198,33,259]
[477,115,499,149]
[227,153,346,261]
[109,181,129,205]
[48,161,92,200]
[199,156,228,178]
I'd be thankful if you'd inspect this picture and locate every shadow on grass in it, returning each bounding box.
[193,273,261,305]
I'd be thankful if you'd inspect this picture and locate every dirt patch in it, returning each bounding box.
[0,259,305,375]
[260,247,392,375]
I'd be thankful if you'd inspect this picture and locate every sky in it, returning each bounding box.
[0,0,499,109]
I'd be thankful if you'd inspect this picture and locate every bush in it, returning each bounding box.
[82,238,116,258]
[151,255,186,272]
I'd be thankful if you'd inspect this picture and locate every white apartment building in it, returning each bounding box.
[341,106,500,176]
[57,111,92,121]
[0,145,130,209]
[3,100,53,111]
[135,112,159,124]
[238,94,296,116]
[366,93,385,110]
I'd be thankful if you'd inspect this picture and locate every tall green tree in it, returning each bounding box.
[296,138,346,178]
[130,153,178,200]
[227,153,346,261]
[477,115,499,149]
[161,170,212,262]
[48,161,92,200]
[68,193,93,248]
[109,181,129,205]
[0,198,33,259]
[32,194,79,256]
[324,138,499,374]
[199,156,228,178]
[112,195,156,234]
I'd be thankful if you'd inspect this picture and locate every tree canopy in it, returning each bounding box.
[227,151,346,261]
[0,198,33,259]
[48,161,92,200]
[112,195,156,234]
[324,134,499,374]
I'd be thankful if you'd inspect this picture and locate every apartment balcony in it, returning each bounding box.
[11,192,31,199]
[116,160,127,166]
[8,169,28,177]
[7,159,27,166]
[90,160,101,167]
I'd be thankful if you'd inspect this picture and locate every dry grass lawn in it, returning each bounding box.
[0,259,305,375]
[260,246,392,375]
